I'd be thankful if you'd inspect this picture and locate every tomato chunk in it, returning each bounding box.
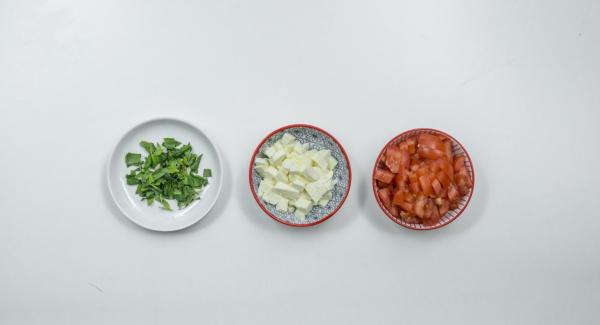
[378,187,392,209]
[374,168,394,184]
[419,133,444,150]
[419,175,433,197]
[391,190,402,205]
[385,147,402,173]
[432,179,443,196]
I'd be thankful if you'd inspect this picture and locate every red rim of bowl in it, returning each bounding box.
[372,128,475,230]
[249,124,352,227]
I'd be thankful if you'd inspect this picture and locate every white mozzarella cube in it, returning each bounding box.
[288,157,309,174]
[275,170,288,183]
[271,150,287,165]
[293,142,306,154]
[328,157,338,170]
[258,178,275,196]
[280,133,296,145]
[276,197,289,211]
[264,166,279,180]
[255,165,268,177]
[294,195,313,211]
[318,191,333,206]
[272,182,300,200]
[264,147,276,159]
[304,167,322,181]
[255,157,269,167]
[263,192,283,205]
[305,180,329,203]
[312,150,331,169]
[294,209,307,219]
[291,177,307,191]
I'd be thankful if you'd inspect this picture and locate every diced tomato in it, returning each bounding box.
[378,187,392,209]
[456,166,468,177]
[409,176,420,193]
[456,174,471,196]
[416,166,430,177]
[430,202,441,222]
[414,194,426,218]
[432,179,443,196]
[419,133,444,150]
[400,149,410,169]
[385,146,403,173]
[394,169,408,190]
[376,180,388,188]
[433,158,450,175]
[436,171,450,188]
[419,147,445,160]
[406,137,417,154]
[454,156,466,172]
[447,183,460,203]
[398,141,408,151]
[444,140,453,160]
[392,190,405,206]
[419,175,433,197]
[374,168,394,184]
[438,199,450,217]
[397,201,414,214]
[423,198,436,220]
[400,211,419,223]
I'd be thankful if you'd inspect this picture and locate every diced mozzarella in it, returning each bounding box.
[275,170,288,183]
[276,197,289,211]
[318,191,333,206]
[263,166,279,180]
[255,157,269,166]
[272,182,300,199]
[294,195,313,211]
[294,209,307,219]
[305,180,329,203]
[264,147,276,159]
[270,150,286,165]
[255,165,268,177]
[291,177,307,191]
[312,150,331,169]
[263,192,283,205]
[328,157,338,170]
[280,133,296,145]
[258,178,275,196]
[304,167,322,181]
[293,143,306,154]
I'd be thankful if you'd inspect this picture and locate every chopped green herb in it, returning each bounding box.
[190,154,202,173]
[124,138,212,210]
[125,153,142,167]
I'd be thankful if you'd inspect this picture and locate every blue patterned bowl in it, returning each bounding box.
[249,124,352,226]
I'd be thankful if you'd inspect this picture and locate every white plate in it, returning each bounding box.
[107,117,223,231]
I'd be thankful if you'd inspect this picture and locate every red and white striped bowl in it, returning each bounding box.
[372,128,475,230]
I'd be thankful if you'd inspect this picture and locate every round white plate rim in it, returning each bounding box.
[106,116,224,232]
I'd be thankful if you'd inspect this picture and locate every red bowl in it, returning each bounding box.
[372,128,475,230]
[249,124,352,227]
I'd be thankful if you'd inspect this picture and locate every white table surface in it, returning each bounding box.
[1,1,599,324]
